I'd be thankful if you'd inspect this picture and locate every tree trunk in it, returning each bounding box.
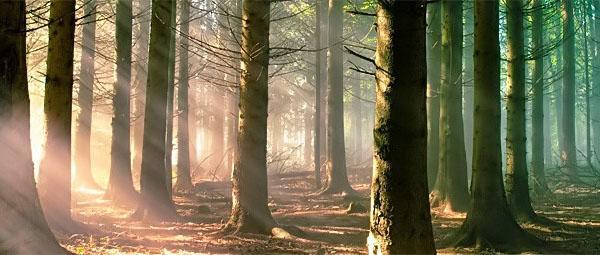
[322,0,355,195]
[593,0,600,157]
[106,0,138,206]
[368,1,436,254]
[561,0,577,180]
[463,0,475,176]
[446,0,543,249]
[430,0,470,212]
[175,0,193,193]
[531,0,550,198]
[38,0,77,228]
[133,0,151,177]
[0,2,65,252]
[314,0,324,189]
[74,0,100,190]
[426,1,441,190]
[351,79,362,165]
[134,0,178,222]
[222,0,283,235]
[165,0,177,196]
[505,0,537,221]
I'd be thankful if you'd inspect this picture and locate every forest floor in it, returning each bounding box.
[62,171,600,254]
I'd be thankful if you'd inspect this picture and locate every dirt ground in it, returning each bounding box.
[62,173,600,254]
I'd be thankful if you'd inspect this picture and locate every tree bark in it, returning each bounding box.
[175,0,193,193]
[38,0,77,227]
[74,0,100,190]
[446,0,543,250]
[314,0,324,189]
[531,0,550,198]
[593,0,600,157]
[322,0,355,195]
[134,0,178,222]
[368,1,435,254]
[430,0,470,212]
[561,0,577,180]
[106,0,138,206]
[165,0,177,197]
[0,2,65,252]
[222,0,281,235]
[505,0,537,221]
[426,1,441,190]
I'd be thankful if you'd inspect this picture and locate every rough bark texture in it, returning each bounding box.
[561,0,577,180]
[106,0,137,205]
[222,0,279,235]
[368,1,436,254]
[531,0,550,198]
[74,0,100,190]
[426,1,441,190]
[133,0,151,176]
[38,0,77,227]
[0,2,65,252]
[322,0,355,195]
[175,0,193,193]
[505,0,537,221]
[430,0,470,213]
[446,0,543,250]
[134,0,178,222]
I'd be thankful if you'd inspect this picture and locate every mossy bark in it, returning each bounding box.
[446,0,544,250]
[430,0,470,213]
[38,0,77,227]
[368,1,436,254]
[0,2,65,252]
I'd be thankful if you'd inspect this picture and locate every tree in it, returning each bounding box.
[505,0,538,222]
[133,0,151,175]
[322,0,356,195]
[165,0,177,196]
[561,0,577,180]
[175,0,194,192]
[314,0,327,189]
[38,0,77,228]
[106,0,138,205]
[0,1,65,252]
[426,0,441,190]
[429,0,470,212]
[134,0,178,221]
[221,0,286,235]
[446,0,543,249]
[74,0,101,190]
[531,0,550,197]
[368,0,436,254]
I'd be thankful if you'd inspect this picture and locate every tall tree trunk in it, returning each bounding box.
[351,80,362,165]
[426,1,441,190]
[446,0,543,249]
[561,0,577,180]
[133,0,151,177]
[368,1,435,254]
[175,0,193,193]
[463,0,475,175]
[165,0,177,196]
[505,0,537,221]
[38,0,77,228]
[314,0,324,189]
[531,0,550,197]
[133,0,178,222]
[106,0,137,206]
[322,0,355,195]
[430,0,470,212]
[74,0,100,190]
[0,2,65,252]
[221,0,283,235]
[593,0,600,157]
